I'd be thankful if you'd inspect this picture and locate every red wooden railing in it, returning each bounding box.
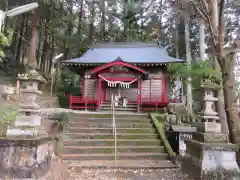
[69,95,97,110]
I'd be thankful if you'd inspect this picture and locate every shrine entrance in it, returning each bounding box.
[90,60,146,111]
[99,80,139,111]
[100,75,139,103]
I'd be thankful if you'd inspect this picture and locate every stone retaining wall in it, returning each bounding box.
[0,137,53,178]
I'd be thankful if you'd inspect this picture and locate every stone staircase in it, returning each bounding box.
[100,101,138,112]
[63,113,175,168]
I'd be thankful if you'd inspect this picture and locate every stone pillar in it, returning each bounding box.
[7,70,46,136]
[1,69,53,179]
[182,84,240,179]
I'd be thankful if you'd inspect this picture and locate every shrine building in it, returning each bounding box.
[61,42,185,112]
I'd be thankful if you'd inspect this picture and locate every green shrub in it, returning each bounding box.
[49,112,71,132]
[56,70,81,108]
[0,104,18,137]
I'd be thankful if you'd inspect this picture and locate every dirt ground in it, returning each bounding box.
[34,157,193,180]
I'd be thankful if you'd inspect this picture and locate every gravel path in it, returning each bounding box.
[6,157,193,180]
[67,167,194,180]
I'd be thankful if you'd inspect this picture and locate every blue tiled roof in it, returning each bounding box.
[63,43,185,64]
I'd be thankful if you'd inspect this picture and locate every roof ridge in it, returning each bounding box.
[90,42,159,49]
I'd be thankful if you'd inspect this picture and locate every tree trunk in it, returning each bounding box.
[123,19,128,41]
[140,9,143,40]
[3,0,8,34]
[199,19,205,61]
[100,0,106,42]
[175,24,180,59]
[89,2,95,43]
[184,16,193,117]
[11,18,20,60]
[40,34,48,71]
[37,17,43,65]
[21,14,29,65]
[27,11,39,69]
[211,54,229,135]
[15,14,25,69]
[64,2,73,60]
[108,0,117,39]
[222,53,239,143]
[207,0,229,135]
[77,0,84,35]
[40,12,50,71]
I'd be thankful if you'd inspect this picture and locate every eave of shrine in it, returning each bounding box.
[61,42,185,68]
[62,62,168,68]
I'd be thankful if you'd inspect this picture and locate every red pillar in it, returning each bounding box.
[137,78,141,112]
[165,75,169,102]
[161,74,168,103]
[97,77,102,110]
[161,75,165,102]
[82,76,85,98]
[103,84,107,102]
[150,79,152,101]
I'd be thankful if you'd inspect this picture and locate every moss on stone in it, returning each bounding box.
[185,139,238,152]
[0,103,18,137]
[150,113,176,159]
[122,128,155,134]
[79,114,112,118]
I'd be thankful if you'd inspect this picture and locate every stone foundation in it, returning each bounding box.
[182,139,240,180]
[193,132,228,143]
[182,84,240,179]
[0,135,53,178]
[182,155,240,180]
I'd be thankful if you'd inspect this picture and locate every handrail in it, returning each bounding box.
[111,93,117,161]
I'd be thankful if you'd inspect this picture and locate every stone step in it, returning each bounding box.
[63,152,169,161]
[66,133,159,139]
[68,127,156,134]
[71,116,150,120]
[63,145,165,154]
[101,104,138,108]
[70,113,149,120]
[69,122,153,128]
[70,118,151,123]
[64,139,162,146]
[101,107,137,111]
[67,160,177,169]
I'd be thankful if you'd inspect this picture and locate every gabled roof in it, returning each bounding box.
[90,59,147,74]
[63,42,185,64]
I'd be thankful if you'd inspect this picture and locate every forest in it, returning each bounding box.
[0,0,240,143]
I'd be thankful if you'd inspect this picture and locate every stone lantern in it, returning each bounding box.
[7,69,47,137]
[0,70,53,179]
[0,69,53,179]
[182,80,240,179]
[198,81,221,133]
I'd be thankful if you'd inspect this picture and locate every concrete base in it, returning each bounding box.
[7,128,39,136]
[0,135,53,178]
[182,139,240,180]
[7,127,46,137]
[182,155,240,180]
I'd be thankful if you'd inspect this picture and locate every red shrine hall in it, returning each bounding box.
[61,42,185,112]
